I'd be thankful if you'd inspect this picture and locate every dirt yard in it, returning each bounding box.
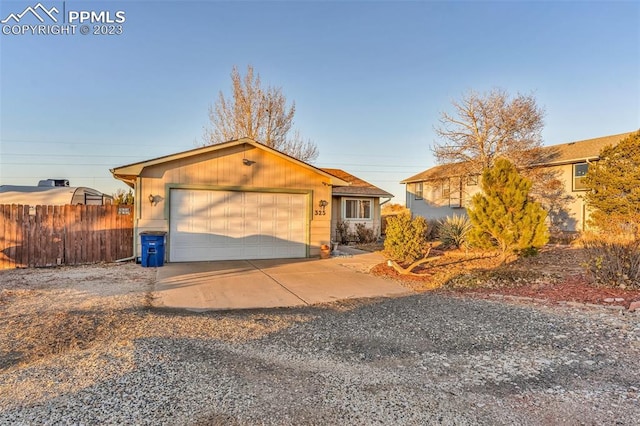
[1,251,639,424]
[0,263,155,371]
[372,245,640,309]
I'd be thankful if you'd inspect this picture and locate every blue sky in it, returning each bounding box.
[1,0,639,203]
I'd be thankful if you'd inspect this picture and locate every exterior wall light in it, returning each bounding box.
[148,194,162,206]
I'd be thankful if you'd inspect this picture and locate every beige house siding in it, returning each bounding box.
[405,180,480,221]
[401,132,636,233]
[132,143,333,258]
[547,162,588,231]
[329,197,341,241]
[404,163,591,232]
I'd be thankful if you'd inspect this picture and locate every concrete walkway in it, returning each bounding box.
[152,248,411,311]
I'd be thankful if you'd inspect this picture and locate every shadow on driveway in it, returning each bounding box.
[152,250,411,312]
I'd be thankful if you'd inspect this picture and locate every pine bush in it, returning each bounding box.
[580,131,640,288]
[583,130,640,233]
[467,158,549,259]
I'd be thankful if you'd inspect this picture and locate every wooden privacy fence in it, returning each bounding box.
[0,204,134,269]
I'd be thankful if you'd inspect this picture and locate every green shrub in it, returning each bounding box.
[336,220,350,244]
[383,213,428,263]
[438,214,471,249]
[517,246,540,258]
[354,223,377,244]
[581,232,640,289]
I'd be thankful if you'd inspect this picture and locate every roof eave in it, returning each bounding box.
[332,190,394,198]
[401,154,604,183]
[110,138,349,187]
[530,155,600,168]
[110,170,137,188]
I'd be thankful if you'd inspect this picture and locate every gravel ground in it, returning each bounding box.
[1,264,639,425]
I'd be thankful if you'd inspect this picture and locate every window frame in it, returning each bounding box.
[343,198,373,220]
[573,163,589,191]
[414,182,423,200]
[442,179,451,198]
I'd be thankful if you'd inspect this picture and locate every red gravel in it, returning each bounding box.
[371,246,640,308]
[449,274,640,309]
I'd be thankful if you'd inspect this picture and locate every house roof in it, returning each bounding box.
[321,168,393,198]
[110,138,349,187]
[400,162,470,184]
[401,131,637,184]
[533,131,635,166]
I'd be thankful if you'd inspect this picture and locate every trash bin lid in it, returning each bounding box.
[140,231,167,236]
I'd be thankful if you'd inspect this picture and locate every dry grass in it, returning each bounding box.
[371,248,504,291]
[1,309,128,370]
[0,263,316,375]
[1,245,638,375]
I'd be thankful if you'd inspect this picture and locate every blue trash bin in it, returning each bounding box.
[140,231,166,267]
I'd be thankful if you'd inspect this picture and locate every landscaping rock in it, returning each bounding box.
[1,263,639,425]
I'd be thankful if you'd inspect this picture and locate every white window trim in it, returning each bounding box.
[573,163,589,191]
[342,198,374,221]
[442,179,451,198]
[415,182,423,200]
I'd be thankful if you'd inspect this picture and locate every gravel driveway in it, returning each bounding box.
[1,265,639,425]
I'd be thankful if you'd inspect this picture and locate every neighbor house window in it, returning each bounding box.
[447,177,463,208]
[573,163,589,191]
[415,182,423,200]
[467,175,478,186]
[345,199,372,219]
[442,179,450,198]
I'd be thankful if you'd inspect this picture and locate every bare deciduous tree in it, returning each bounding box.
[433,88,546,174]
[204,65,319,162]
[433,89,571,231]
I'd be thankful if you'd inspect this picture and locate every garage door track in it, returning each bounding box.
[152,249,410,311]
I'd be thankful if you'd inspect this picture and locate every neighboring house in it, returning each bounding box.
[110,138,348,262]
[0,180,113,208]
[401,131,636,232]
[320,168,393,241]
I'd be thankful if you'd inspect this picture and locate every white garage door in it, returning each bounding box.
[169,189,307,262]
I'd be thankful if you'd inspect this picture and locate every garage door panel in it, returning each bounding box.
[244,220,260,236]
[170,189,307,262]
[184,246,243,261]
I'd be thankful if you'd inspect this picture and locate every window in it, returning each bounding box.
[345,199,372,219]
[415,182,423,200]
[467,175,478,186]
[573,163,589,191]
[442,179,450,198]
[448,177,462,208]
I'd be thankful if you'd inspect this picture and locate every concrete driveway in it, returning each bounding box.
[152,249,411,311]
